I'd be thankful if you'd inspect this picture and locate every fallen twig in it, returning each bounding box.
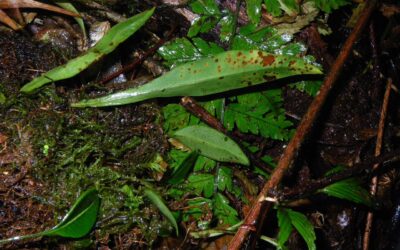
[180,96,272,173]
[99,27,175,84]
[278,149,400,202]
[228,1,378,249]
[363,78,392,250]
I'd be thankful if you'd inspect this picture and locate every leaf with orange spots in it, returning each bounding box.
[72,50,322,108]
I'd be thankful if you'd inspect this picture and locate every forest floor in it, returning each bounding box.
[1,0,400,249]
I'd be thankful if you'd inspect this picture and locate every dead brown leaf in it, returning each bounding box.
[0,9,21,29]
[0,0,79,17]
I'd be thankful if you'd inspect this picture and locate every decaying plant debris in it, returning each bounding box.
[1,0,400,249]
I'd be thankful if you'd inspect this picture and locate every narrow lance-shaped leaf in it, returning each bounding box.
[53,1,86,38]
[277,208,293,249]
[173,125,249,165]
[167,151,199,185]
[20,8,155,93]
[319,178,372,206]
[45,188,100,238]
[0,188,100,245]
[72,50,322,107]
[286,209,316,250]
[144,188,179,236]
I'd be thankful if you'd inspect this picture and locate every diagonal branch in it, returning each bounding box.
[228,0,378,249]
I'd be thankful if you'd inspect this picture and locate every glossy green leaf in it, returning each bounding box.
[320,178,372,206]
[53,1,86,38]
[286,209,316,250]
[190,0,221,15]
[167,151,199,184]
[0,188,100,245]
[45,188,100,238]
[188,16,220,37]
[173,125,249,165]
[144,188,179,235]
[246,0,262,24]
[72,50,322,107]
[277,208,293,249]
[218,12,235,42]
[265,0,282,16]
[314,0,350,13]
[158,37,223,68]
[20,8,154,93]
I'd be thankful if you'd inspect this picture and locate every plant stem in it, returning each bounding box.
[260,235,278,247]
[0,231,46,245]
[190,221,243,238]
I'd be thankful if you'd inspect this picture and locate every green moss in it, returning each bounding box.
[0,79,168,244]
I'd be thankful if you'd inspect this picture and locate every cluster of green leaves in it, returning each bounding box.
[277,208,316,250]
[224,89,294,140]
[274,168,373,250]
[319,166,373,206]
[186,0,351,44]
[167,153,243,227]
[187,0,235,41]
[248,0,350,21]
[161,108,248,229]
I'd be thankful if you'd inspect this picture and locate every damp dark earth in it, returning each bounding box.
[1,0,400,249]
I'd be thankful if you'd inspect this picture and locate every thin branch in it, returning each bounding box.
[180,96,272,173]
[363,78,392,250]
[278,149,400,202]
[98,27,175,84]
[228,1,378,249]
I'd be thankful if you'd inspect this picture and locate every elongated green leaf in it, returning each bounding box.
[53,1,86,38]
[168,151,199,184]
[286,209,316,250]
[20,8,154,93]
[320,178,372,206]
[45,188,100,238]
[144,188,179,235]
[0,188,100,245]
[72,50,322,107]
[277,208,293,249]
[173,125,249,165]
